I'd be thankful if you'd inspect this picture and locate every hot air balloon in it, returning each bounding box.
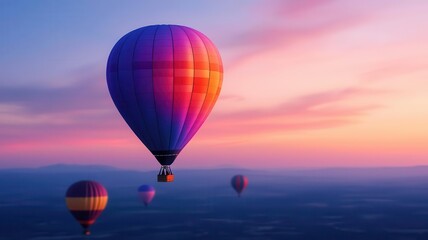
[231,175,248,197]
[106,25,223,182]
[138,185,156,207]
[65,180,108,235]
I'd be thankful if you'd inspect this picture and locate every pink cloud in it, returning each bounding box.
[0,69,132,159]
[273,0,335,17]
[362,61,428,82]
[215,87,384,120]
[0,73,110,114]
[223,0,385,68]
[202,87,385,137]
[0,77,386,154]
[218,94,245,102]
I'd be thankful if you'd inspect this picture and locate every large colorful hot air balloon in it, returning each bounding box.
[65,181,108,235]
[106,25,223,182]
[231,175,248,197]
[138,185,156,207]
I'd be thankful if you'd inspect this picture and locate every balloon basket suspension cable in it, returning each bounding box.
[157,165,174,182]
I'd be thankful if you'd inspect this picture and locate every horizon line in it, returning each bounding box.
[2,163,428,172]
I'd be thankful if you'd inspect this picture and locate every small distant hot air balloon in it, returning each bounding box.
[106,24,223,182]
[138,185,156,207]
[231,175,248,197]
[65,180,108,235]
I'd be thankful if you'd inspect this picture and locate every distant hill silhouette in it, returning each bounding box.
[0,164,118,173]
[1,164,428,181]
[38,164,118,172]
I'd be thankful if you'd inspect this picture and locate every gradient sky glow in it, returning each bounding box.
[1,0,428,169]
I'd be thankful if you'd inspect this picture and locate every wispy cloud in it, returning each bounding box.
[203,87,385,137]
[0,70,128,154]
[223,0,387,66]
[218,94,245,102]
[362,61,428,82]
[0,73,110,114]
[0,73,386,149]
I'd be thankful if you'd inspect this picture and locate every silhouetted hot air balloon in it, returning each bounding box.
[65,181,108,235]
[231,175,248,197]
[106,25,223,182]
[138,185,156,207]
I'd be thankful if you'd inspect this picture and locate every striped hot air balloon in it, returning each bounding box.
[65,180,108,235]
[138,185,156,207]
[231,175,248,197]
[106,24,223,182]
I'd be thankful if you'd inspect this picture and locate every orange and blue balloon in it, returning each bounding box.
[231,175,248,197]
[138,185,156,207]
[106,24,223,182]
[65,180,108,235]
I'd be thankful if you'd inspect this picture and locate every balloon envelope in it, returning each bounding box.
[138,185,156,206]
[106,25,223,175]
[65,180,108,235]
[231,175,248,196]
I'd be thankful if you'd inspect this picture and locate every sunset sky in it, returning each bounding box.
[1,0,428,170]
